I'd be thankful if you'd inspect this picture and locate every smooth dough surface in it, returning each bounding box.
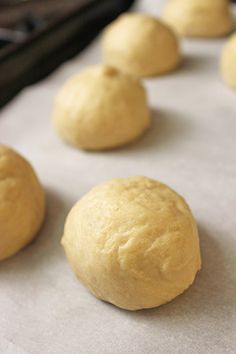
[221,32,236,88]
[0,145,45,261]
[62,176,201,311]
[102,14,181,77]
[163,0,232,37]
[52,65,150,150]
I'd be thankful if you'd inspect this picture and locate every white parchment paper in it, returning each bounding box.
[0,1,236,353]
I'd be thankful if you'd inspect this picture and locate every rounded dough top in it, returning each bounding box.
[163,0,233,37]
[221,32,236,89]
[0,144,45,261]
[102,14,180,77]
[62,176,201,310]
[52,65,150,150]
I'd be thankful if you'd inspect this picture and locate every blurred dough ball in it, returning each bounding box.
[163,0,233,37]
[102,14,181,77]
[52,65,150,150]
[0,145,45,261]
[62,176,201,311]
[221,32,236,88]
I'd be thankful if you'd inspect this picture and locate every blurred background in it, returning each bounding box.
[0,0,235,108]
[0,0,135,107]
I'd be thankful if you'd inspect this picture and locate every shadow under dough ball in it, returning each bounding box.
[163,0,233,37]
[52,65,150,150]
[0,145,45,261]
[61,176,201,311]
[102,13,181,77]
[221,32,236,89]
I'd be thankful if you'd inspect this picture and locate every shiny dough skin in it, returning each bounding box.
[0,145,45,261]
[163,0,232,37]
[52,65,150,150]
[62,176,201,311]
[102,14,181,77]
[221,33,236,89]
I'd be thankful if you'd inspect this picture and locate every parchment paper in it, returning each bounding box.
[0,1,236,353]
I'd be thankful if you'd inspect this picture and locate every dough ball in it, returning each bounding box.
[163,0,233,37]
[102,14,181,77]
[221,32,236,89]
[0,145,45,261]
[62,176,201,311]
[52,65,150,150]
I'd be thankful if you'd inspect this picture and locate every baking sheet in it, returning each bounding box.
[0,1,236,353]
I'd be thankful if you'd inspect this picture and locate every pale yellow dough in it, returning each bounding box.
[221,32,236,89]
[52,65,150,150]
[163,0,233,38]
[102,14,181,77]
[62,176,201,311]
[0,145,45,261]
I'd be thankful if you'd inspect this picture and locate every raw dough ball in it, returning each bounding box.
[0,145,45,261]
[102,14,181,77]
[163,0,233,37]
[52,65,150,150]
[221,32,236,89]
[62,176,201,310]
